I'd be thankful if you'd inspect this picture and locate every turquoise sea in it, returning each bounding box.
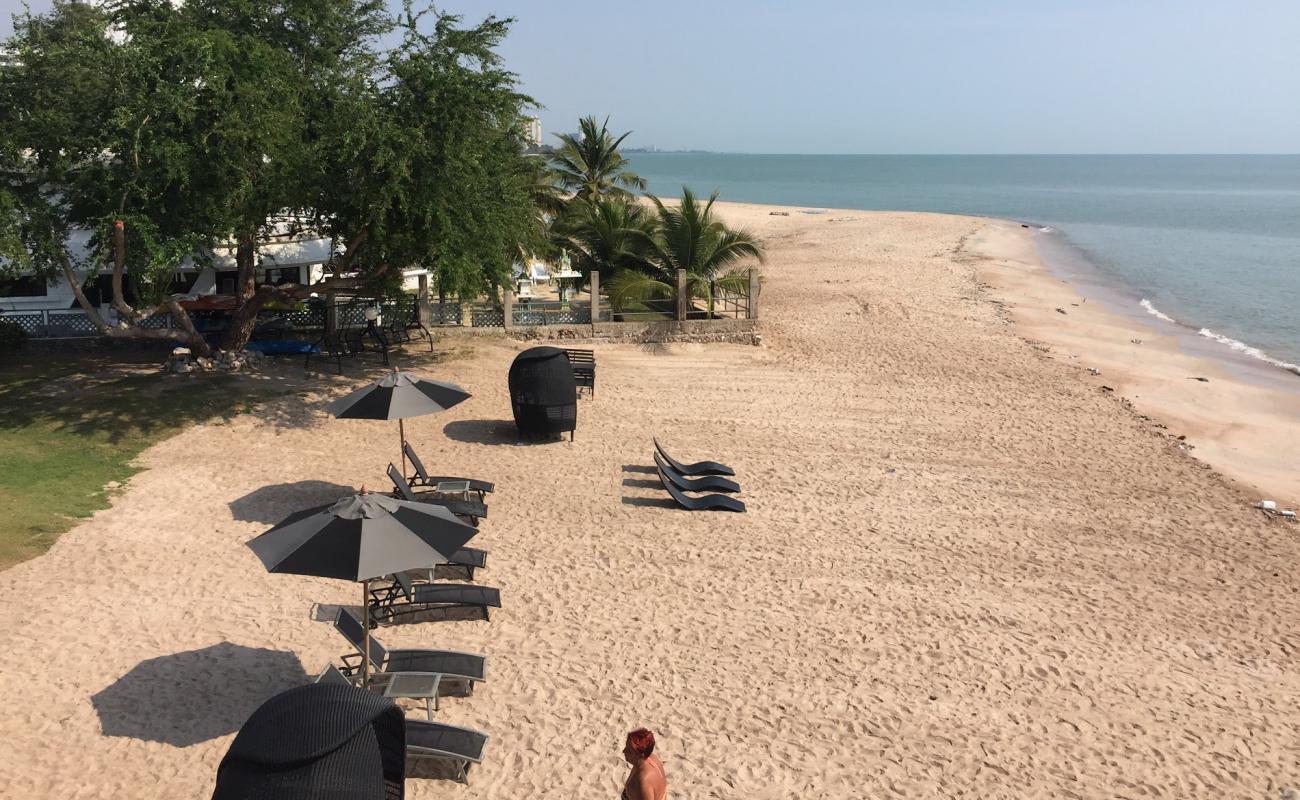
[627,154,1300,378]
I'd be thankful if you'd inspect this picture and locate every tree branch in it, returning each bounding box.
[55,242,114,334]
[336,226,369,273]
[110,219,139,322]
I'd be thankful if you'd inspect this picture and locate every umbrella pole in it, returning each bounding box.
[399,418,406,477]
[362,579,371,690]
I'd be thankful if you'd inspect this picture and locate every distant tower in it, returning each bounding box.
[526,116,542,148]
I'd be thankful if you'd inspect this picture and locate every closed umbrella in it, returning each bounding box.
[247,490,478,687]
[326,367,471,475]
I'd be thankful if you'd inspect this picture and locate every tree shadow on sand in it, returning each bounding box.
[91,642,310,747]
[442,419,565,447]
[228,480,357,524]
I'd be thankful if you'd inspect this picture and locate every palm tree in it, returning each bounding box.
[606,187,765,317]
[548,116,646,202]
[550,195,654,277]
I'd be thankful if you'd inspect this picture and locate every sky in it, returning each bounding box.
[3,0,1298,154]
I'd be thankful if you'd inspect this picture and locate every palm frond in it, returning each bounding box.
[604,268,673,311]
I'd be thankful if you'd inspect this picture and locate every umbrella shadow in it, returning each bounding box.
[229,481,356,524]
[91,642,310,747]
[443,419,562,447]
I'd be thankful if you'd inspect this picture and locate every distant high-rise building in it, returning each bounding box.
[526,116,542,148]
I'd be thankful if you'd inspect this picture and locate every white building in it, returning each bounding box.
[526,116,542,148]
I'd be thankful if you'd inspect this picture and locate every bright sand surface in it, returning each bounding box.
[1,203,1298,798]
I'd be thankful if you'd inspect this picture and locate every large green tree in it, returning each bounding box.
[309,6,540,303]
[0,0,395,354]
[0,1,559,353]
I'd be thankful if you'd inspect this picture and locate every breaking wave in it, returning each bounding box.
[1138,298,1300,376]
[1196,328,1300,376]
[1138,298,1176,323]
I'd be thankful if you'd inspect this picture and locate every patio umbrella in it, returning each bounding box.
[326,367,471,474]
[247,490,478,687]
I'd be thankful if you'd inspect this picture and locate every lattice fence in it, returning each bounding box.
[470,307,504,327]
[428,302,462,326]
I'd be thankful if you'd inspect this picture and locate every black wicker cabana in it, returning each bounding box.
[508,346,577,441]
[212,682,406,799]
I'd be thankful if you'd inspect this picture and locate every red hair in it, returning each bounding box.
[626,728,655,757]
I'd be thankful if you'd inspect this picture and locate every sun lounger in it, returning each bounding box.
[314,662,488,785]
[314,663,449,720]
[404,443,495,499]
[369,572,502,623]
[561,349,596,397]
[407,719,490,784]
[654,437,735,477]
[657,466,746,512]
[387,463,487,524]
[333,608,487,697]
[398,546,488,582]
[653,451,741,493]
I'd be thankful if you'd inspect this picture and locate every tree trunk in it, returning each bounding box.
[55,242,212,355]
[221,233,260,351]
[109,219,138,322]
[221,284,298,352]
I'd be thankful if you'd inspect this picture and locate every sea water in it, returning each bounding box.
[627,154,1300,379]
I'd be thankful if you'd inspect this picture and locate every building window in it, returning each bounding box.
[0,275,49,297]
[260,267,300,286]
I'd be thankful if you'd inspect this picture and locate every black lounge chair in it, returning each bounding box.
[333,608,487,695]
[407,719,490,785]
[316,662,452,720]
[404,442,495,499]
[309,669,489,785]
[387,463,487,524]
[657,467,746,512]
[562,348,596,397]
[369,572,502,623]
[654,437,735,477]
[653,451,741,493]
[400,547,488,582]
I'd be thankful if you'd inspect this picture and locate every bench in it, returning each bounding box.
[562,348,595,397]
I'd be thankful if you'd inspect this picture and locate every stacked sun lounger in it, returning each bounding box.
[308,443,502,784]
[652,438,746,512]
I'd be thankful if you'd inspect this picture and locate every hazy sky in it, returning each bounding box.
[4,0,1298,153]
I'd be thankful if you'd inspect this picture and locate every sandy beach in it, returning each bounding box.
[1,202,1298,798]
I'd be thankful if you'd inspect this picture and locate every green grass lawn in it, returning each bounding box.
[0,351,292,568]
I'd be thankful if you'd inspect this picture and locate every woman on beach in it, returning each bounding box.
[622,728,667,800]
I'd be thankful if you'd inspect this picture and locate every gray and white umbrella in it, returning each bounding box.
[326,367,471,473]
[247,491,478,685]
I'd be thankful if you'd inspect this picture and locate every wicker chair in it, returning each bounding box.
[508,346,577,441]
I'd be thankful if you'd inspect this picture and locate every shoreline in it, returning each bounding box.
[1029,223,1300,387]
[963,216,1300,506]
[704,197,1300,504]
